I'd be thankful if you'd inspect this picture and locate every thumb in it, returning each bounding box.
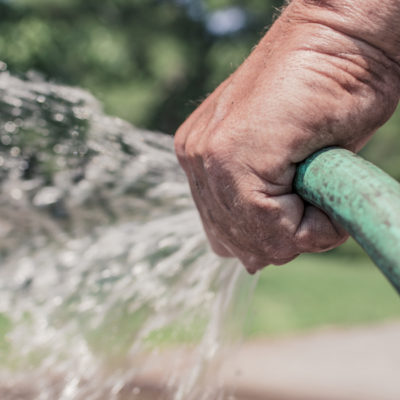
[295,205,348,253]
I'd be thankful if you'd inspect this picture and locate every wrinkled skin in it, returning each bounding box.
[175,0,400,273]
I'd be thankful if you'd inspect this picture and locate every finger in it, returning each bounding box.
[219,193,303,273]
[236,252,270,274]
[295,205,349,253]
[236,247,299,274]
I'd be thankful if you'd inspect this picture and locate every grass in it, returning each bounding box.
[245,251,400,338]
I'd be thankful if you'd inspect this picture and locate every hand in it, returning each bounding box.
[174,1,400,273]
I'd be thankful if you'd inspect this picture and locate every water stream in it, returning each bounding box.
[0,70,253,400]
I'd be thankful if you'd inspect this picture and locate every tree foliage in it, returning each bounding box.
[0,0,284,133]
[0,0,399,181]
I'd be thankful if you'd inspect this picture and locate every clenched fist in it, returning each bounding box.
[175,0,400,273]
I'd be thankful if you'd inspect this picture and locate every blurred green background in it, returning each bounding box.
[0,0,285,134]
[0,0,399,337]
[1,0,399,178]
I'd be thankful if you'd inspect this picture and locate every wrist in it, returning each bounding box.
[289,0,400,65]
[254,0,400,107]
[245,1,400,160]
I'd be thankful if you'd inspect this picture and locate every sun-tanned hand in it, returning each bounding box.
[174,0,400,273]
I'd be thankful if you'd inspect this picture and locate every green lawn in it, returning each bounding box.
[245,251,400,338]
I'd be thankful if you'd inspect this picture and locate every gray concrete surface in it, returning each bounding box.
[133,321,400,400]
[218,321,400,400]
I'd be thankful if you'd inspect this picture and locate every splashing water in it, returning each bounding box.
[0,70,253,399]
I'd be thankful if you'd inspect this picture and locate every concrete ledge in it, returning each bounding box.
[131,321,400,400]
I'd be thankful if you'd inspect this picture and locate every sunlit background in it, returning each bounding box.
[0,1,400,399]
[0,0,285,133]
[2,0,399,174]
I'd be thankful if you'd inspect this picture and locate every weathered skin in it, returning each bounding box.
[174,0,400,273]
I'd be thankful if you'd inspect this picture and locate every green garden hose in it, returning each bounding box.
[295,147,400,295]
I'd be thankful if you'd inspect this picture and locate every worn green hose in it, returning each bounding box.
[295,147,400,295]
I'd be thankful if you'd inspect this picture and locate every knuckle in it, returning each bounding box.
[204,128,233,163]
[248,196,283,224]
[184,130,207,163]
[174,126,189,165]
[174,125,206,165]
[262,198,283,219]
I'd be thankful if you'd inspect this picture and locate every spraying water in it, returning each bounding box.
[0,70,253,399]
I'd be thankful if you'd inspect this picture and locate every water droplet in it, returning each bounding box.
[10,146,20,157]
[1,135,12,145]
[15,258,34,287]
[53,144,67,154]
[132,387,141,395]
[10,188,23,200]
[33,186,63,207]
[14,118,23,127]
[60,251,76,268]
[73,107,90,120]
[11,107,22,117]
[5,96,22,108]
[4,121,16,133]
[36,95,46,104]
[54,113,65,122]
[78,145,88,155]
[18,160,28,171]
[56,157,67,168]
